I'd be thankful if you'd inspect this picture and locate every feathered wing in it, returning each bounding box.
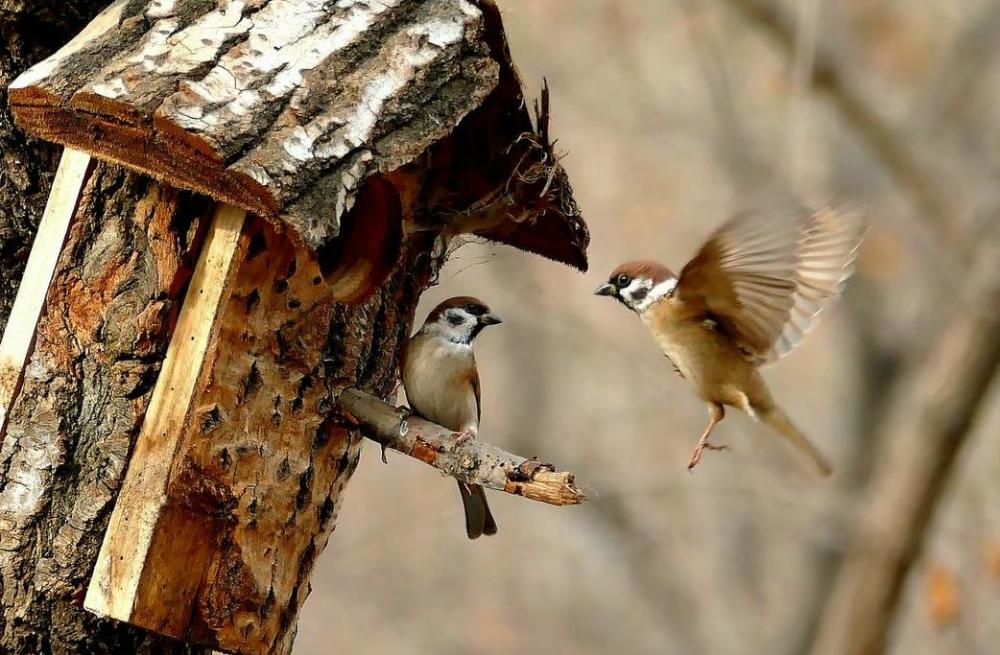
[458,362,497,538]
[470,364,481,424]
[677,206,866,364]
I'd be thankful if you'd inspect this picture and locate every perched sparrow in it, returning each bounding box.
[401,297,503,539]
[595,207,865,474]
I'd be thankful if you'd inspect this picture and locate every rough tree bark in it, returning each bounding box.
[0,1,108,330]
[0,3,516,654]
[337,388,585,506]
[0,164,437,654]
[1,3,207,652]
[0,1,587,653]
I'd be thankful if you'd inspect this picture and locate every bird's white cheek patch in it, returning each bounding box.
[634,277,678,312]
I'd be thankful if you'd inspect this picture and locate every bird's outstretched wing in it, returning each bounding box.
[676,206,866,365]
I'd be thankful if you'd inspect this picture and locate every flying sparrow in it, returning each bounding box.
[595,207,865,474]
[401,296,503,538]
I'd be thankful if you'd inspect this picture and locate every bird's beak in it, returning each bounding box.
[594,283,617,297]
[479,312,502,326]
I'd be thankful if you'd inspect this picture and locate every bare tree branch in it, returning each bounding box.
[718,0,956,243]
[810,217,1000,655]
[337,388,586,506]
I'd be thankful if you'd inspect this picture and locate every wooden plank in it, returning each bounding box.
[6,0,500,250]
[84,202,247,624]
[0,147,91,436]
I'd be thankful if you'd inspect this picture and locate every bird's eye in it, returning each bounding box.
[617,274,632,287]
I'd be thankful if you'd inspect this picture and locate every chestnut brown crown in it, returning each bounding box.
[594,260,678,312]
[420,296,503,344]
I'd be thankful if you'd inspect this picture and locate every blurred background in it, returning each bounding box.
[297,1,1000,653]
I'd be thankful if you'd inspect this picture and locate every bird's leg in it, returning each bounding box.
[687,404,727,470]
[452,428,476,445]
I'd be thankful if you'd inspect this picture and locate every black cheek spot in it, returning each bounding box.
[630,288,648,303]
[447,314,464,327]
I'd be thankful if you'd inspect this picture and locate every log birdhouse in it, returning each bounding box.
[1,1,588,653]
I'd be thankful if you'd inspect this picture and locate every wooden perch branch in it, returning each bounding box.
[337,388,585,506]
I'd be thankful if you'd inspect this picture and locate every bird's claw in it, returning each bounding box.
[395,406,410,441]
[687,441,728,470]
[452,430,474,445]
[380,441,389,464]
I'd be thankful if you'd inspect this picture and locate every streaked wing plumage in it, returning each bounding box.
[677,206,865,364]
[471,366,481,424]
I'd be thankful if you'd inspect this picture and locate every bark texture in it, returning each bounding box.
[338,388,585,506]
[1,3,201,651]
[0,165,213,654]
[8,0,589,270]
[0,0,108,331]
[0,166,437,654]
[0,2,588,652]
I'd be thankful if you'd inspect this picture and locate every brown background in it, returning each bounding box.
[295,1,1000,653]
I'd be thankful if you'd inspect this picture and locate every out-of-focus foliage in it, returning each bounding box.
[296,1,1000,653]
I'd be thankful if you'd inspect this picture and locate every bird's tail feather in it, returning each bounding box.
[457,481,498,539]
[760,407,834,477]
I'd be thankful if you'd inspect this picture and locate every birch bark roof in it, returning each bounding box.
[9,0,589,268]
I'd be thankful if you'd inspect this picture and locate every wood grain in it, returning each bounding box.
[6,0,589,270]
[8,0,497,250]
[337,388,586,506]
[84,202,247,627]
[0,147,90,436]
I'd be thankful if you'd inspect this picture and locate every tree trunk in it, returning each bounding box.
[0,5,437,653]
[0,0,106,331]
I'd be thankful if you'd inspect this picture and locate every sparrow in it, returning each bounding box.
[401,296,503,539]
[595,207,865,474]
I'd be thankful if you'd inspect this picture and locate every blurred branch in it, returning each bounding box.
[337,388,586,506]
[718,0,956,243]
[586,494,708,654]
[680,0,771,193]
[919,2,1000,135]
[810,218,1000,655]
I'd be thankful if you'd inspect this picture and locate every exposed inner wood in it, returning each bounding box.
[7,0,589,269]
[0,148,90,436]
[0,161,437,653]
[8,0,496,250]
[337,388,586,506]
[0,164,217,653]
[85,203,248,625]
[71,166,434,653]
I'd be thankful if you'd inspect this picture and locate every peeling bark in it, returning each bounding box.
[0,165,213,654]
[338,388,586,506]
[2,9,442,651]
[9,0,588,269]
[0,0,108,331]
[0,2,588,652]
[0,164,439,654]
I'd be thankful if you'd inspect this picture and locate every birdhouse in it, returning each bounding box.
[0,1,588,653]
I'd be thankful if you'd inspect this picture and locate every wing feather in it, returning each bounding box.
[471,365,481,424]
[677,206,865,364]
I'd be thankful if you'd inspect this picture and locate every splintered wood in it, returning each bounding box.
[85,203,247,630]
[337,388,586,506]
[8,0,499,250]
[81,197,426,653]
[0,147,90,436]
